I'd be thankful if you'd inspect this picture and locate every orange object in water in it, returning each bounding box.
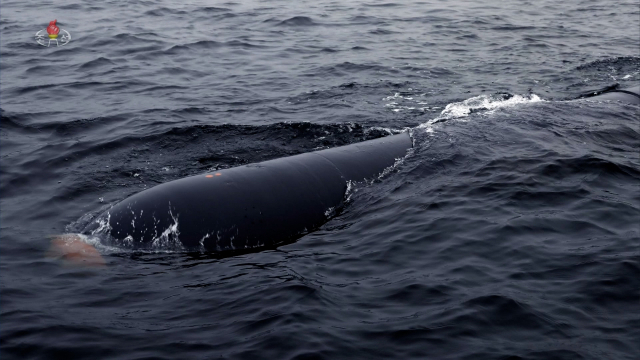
[47,234,106,268]
[47,20,60,39]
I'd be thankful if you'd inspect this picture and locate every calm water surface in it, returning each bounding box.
[1,0,639,359]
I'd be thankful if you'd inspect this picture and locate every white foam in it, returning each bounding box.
[150,207,183,250]
[90,212,112,236]
[383,92,434,113]
[364,126,407,136]
[377,148,414,180]
[70,233,126,254]
[418,93,544,130]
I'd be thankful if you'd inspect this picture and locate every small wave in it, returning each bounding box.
[309,62,397,78]
[456,33,481,40]
[144,7,188,16]
[58,4,82,10]
[78,57,116,71]
[491,25,537,31]
[575,56,640,71]
[165,40,222,54]
[93,33,165,48]
[349,15,385,24]
[224,40,267,49]
[369,28,397,35]
[462,295,555,332]
[194,6,232,13]
[364,2,403,7]
[164,40,264,55]
[276,16,317,27]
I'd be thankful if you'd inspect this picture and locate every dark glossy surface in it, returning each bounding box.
[1,0,639,359]
[89,133,411,251]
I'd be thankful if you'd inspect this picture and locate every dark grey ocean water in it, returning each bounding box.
[1,0,639,359]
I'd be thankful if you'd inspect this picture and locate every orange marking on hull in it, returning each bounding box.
[205,175,214,178]
[215,173,222,176]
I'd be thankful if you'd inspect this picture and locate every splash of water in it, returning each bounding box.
[418,93,544,130]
